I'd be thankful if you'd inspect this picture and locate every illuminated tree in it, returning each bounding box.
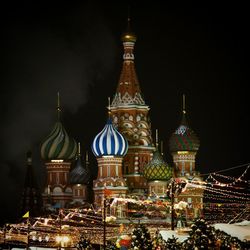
[130,224,152,250]
[182,218,216,249]
[152,230,167,249]
[76,234,92,250]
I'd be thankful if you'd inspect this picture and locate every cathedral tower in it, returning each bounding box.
[169,95,203,219]
[169,95,200,177]
[92,110,128,216]
[110,19,154,194]
[41,93,77,208]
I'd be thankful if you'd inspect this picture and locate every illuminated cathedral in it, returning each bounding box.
[22,21,203,222]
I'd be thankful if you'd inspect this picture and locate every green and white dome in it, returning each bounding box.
[41,122,77,161]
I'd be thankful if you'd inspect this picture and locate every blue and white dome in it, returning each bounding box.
[92,118,128,157]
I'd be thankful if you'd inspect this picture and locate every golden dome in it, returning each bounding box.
[121,31,137,43]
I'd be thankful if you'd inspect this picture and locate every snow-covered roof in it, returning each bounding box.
[213,221,250,242]
[159,230,189,243]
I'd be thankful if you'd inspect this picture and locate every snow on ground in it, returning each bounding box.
[213,221,250,242]
[12,248,55,250]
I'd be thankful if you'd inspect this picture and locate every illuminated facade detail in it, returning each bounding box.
[110,21,154,194]
[169,95,203,219]
[43,161,72,208]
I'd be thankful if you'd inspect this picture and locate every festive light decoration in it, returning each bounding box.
[130,224,152,249]
[152,230,167,249]
[0,163,249,248]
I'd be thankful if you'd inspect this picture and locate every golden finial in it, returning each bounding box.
[155,129,159,148]
[160,141,164,156]
[85,151,89,163]
[121,8,137,43]
[57,92,61,120]
[108,97,111,117]
[127,5,131,30]
[77,142,81,157]
[182,94,186,114]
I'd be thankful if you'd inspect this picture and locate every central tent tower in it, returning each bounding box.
[110,19,154,194]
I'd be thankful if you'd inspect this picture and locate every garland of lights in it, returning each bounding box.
[0,164,249,247]
[204,164,249,186]
[0,207,129,247]
[187,182,250,200]
[212,170,248,183]
[203,194,249,202]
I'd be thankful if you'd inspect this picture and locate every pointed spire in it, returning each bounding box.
[57,92,61,120]
[85,151,89,164]
[182,94,186,115]
[160,141,164,156]
[127,5,131,31]
[181,94,188,125]
[85,151,89,169]
[112,16,145,107]
[77,142,81,157]
[121,11,136,43]
[155,129,159,148]
[108,97,111,117]
[26,150,32,165]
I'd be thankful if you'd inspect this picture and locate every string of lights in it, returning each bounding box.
[203,193,249,203]
[0,207,127,247]
[205,165,249,187]
[200,163,250,176]
[188,181,250,198]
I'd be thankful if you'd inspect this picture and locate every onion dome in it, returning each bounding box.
[143,149,172,181]
[69,144,90,185]
[169,95,200,152]
[41,93,77,160]
[41,122,77,160]
[92,118,128,157]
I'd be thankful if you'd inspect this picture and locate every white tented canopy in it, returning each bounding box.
[213,220,250,242]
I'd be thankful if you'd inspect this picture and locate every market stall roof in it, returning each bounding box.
[213,221,250,242]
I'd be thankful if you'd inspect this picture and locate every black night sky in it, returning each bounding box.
[0,1,249,224]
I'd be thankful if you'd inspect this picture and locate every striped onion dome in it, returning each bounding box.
[92,118,128,157]
[169,113,200,152]
[69,157,90,185]
[41,122,77,160]
[143,149,172,181]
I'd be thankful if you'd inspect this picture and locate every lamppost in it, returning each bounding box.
[103,189,112,250]
[103,196,106,250]
[167,178,186,230]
